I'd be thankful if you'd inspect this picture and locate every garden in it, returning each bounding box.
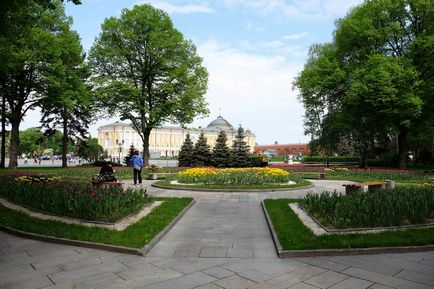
[154,167,311,191]
[0,172,192,249]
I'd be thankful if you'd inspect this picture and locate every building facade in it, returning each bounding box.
[254,143,309,156]
[97,116,256,160]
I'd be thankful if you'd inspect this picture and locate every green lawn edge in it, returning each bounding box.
[154,179,311,190]
[264,199,434,250]
[0,197,192,249]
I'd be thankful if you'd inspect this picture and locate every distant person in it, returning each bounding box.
[131,150,144,185]
[97,161,117,182]
[34,158,38,164]
[24,157,28,164]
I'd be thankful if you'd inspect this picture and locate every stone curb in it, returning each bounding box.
[261,200,434,258]
[0,199,196,256]
[152,182,314,193]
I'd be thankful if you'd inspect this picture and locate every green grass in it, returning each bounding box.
[264,199,434,250]
[0,197,192,248]
[155,179,311,190]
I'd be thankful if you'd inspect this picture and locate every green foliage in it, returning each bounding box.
[76,138,105,162]
[123,144,136,166]
[89,4,209,166]
[0,174,150,222]
[18,128,44,156]
[249,155,265,167]
[192,132,211,166]
[178,133,194,167]
[231,127,251,167]
[293,0,433,169]
[303,185,434,228]
[0,1,81,168]
[0,197,192,249]
[211,131,230,167]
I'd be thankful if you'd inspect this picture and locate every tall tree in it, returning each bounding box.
[231,127,251,167]
[211,131,230,167]
[0,1,77,168]
[76,138,105,163]
[89,4,209,167]
[178,133,194,167]
[40,26,92,168]
[123,144,136,166]
[192,132,211,167]
[294,0,432,168]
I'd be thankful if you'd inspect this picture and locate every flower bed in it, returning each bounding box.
[177,167,299,185]
[0,174,149,222]
[302,185,434,229]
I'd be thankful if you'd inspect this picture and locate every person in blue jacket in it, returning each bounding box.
[131,150,144,185]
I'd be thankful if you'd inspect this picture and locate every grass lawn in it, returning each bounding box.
[0,197,192,248]
[264,199,434,250]
[154,179,311,190]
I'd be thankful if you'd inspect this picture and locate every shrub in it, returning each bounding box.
[0,174,149,222]
[302,185,434,228]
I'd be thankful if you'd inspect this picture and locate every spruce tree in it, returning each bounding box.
[178,133,194,167]
[231,126,251,167]
[193,132,211,167]
[211,131,230,167]
[123,144,136,166]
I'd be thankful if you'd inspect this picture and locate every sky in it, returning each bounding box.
[21,0,363,145]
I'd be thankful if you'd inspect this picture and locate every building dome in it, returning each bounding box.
[207,116,234,130]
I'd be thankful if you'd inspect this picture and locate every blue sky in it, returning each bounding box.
[23,0,363,144]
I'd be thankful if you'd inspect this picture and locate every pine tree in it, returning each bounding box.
[231,126,251,167]
[211,131,230,167]
[123,144,136,166]
[178,134,194,167]
[193,132,211,167]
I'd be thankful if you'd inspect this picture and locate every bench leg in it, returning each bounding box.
[345,186,362,195]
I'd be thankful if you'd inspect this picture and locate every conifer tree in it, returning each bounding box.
[193,132,211,167]
[123,144,136,166]
[178,133,194,167]
[231,126,251,167]
[211,131,230,167]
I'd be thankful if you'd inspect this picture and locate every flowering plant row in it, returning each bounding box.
[177,167,299,185]
[0,175,149,222]
[302,185,434,229]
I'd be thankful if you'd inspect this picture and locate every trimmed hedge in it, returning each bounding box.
[303,156,360,163]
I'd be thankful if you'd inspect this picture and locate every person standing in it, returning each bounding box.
[131,150,144,185]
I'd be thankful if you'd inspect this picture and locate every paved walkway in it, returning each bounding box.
[1,180,434,288]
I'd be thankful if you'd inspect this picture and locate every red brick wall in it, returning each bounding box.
[254,144,310,155]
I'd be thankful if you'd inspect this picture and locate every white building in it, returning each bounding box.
[97,116,256,160]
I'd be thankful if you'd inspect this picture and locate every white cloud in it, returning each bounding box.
[140,1,214,14]
[282,32,308,40]
[245,21,265,32]
[220,0,363,19]
[192,39,309,144]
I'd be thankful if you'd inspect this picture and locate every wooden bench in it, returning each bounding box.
[343,181,387,194]
[147,172,177,180]
[291,172,326,179]
[90,180,123,188]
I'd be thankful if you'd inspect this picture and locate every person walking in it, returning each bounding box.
[131,150,144,185]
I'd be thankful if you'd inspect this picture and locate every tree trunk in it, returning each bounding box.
[8,117,20,168]
[62,112,68,168]
[0,93,6,168]
[397,128,408,169]
[142,129,151,167]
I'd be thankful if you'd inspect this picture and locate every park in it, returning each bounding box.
[0,0,433,288]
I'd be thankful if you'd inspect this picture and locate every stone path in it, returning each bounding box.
[1,180,434,288]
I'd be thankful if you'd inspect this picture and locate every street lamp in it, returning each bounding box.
[118,140,124,163]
